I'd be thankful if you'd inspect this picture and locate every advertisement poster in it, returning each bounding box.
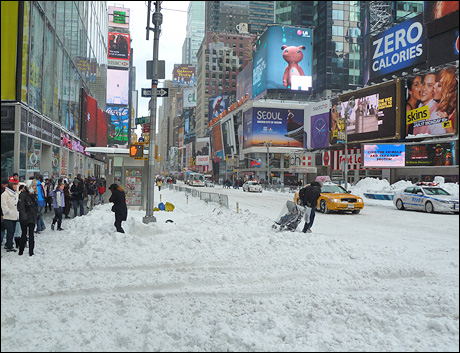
[107,69,129,105]
[195,137,210,166]
[81,90,97,145]
[212,123,224,160]
[363,144,405,167]
[221,115,236,157]
[236,61,253,99]
[108,32,130,61]
[405,67,458,138]
[125,169,142,206]
[424,1,459,24]
[106,106,129,143]
[108,6,130,29]
[243,107,304,148]
[252,26,313,98]
[208,95,231,122]
[183,88,197,108]
[184,108,196,145]
[308,100,330,150]
[178,127,184,149]
[172,65,196,86]
[405,142,455,166]
[338,81,398,143]
[369,14,426,80]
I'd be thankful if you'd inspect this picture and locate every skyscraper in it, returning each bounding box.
[182,1,205,67]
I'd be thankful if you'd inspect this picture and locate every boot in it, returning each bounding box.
[14,238,20,248]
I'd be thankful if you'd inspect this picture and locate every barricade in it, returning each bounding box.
[167,183,229,208]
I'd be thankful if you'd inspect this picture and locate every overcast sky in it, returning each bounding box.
[108,1,190,125]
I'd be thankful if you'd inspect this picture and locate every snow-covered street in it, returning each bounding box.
[1,179,459,351]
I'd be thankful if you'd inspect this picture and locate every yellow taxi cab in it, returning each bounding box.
[294,182,364,214]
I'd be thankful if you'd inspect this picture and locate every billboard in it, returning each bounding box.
[252,26,313,98]
[81,90,97,145]
[363,144,406,167]
[173,65,196,86]
[242,107,304,149]
[107,69,129,105]
[184,108,196,145]
[211,123,224,160]
[183,87,197,108]
[369,14,426,80]
[237,61,253,99]
[106,106,129,143]
[424,2,459,24]
[308,101,330,150]
[108,6,130,29]
[363,142,455,167]
[208,95,231,122]
[427,27,459,67]
[405,67,458,138]
[195,137,210,166]
[108,32,130,61]
[221,115,237,157]
[337,81,399,144]
[178,127,184,149]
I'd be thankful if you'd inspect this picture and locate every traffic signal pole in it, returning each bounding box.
[143,1,162,224]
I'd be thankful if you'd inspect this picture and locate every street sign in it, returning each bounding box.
[135,116,150,125]
[143,123,150,133]
[141,88,169,97]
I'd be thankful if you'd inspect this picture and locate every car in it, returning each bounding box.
[243,181,263,193]
[393,182,459,214]
[204,175,214,187]
[294,182,364,214]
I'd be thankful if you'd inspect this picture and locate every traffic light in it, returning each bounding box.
[129,144,144,158]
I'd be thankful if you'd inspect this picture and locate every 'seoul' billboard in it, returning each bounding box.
[369,14,426,80]
[243,107,304,148]
[252,26,313,98]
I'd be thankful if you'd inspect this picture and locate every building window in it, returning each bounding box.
[332,26,344,36]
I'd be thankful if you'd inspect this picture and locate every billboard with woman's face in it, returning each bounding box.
[405,67,458,138]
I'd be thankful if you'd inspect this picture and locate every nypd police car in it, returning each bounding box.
[393,182,459,214]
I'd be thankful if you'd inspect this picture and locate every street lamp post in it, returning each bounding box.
[264,140,272,184]
[344,97,355,190]
[143,1,162,224]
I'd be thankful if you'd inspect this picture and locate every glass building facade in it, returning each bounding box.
[1,1,108,180]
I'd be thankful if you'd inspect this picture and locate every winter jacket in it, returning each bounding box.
[70,182,84,201]
[45,181,54,198]
[1,187,19,221]
[87,182,97,195]
[109,187,128,221]
[50,188,65,209]
[36,180,46,207]
[98,185,106,195]
[18,189,38,225]
[301,181,322,208]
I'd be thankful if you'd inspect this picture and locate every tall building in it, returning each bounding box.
[275,1,314,27]
[1,1,109,180]
[205,1,274,35]
[182,1,205,67]
[195,32,256,138]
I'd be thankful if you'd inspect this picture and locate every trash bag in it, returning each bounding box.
[165,202,175,212]
[158,202,165,211]
[154,207,160,211]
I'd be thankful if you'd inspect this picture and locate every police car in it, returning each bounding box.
[393,182,459,214]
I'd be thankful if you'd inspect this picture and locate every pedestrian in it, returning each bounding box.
[15,182,27,248]
[157,178,162,191]
[300,180,323,233]
[97,181,106,204]
[109,183,128,233]
[8,172,19,184]
[45,177,54,213]
[50,179,65,231]
[86,178,96,209]
[35,175,46,233]
[63,179,72,218]
[1,181,19,252]
[1,177,9,246]
[70,178,84,217]
[17,180,38,256]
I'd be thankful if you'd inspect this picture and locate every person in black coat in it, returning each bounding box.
[109,183,128,233]
[70,178,84,217]
[17,180,38,256]
[300,180,323,233]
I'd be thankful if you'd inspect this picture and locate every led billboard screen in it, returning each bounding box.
[221,115,236,157]
[369,14,426,80]
[405,67,458,138]
[208,95,231,122]
[108,32,130,61]
[243,107,304,149]
[308,101,330,150]
[173,65,196,87]
[107,69,129,105]
[108,7,130,29]
[106,106,129,143]
[337,81,399,144]
[363,144,405,167]
[252,26,313,98]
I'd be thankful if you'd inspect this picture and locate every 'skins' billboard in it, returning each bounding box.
[370,14,426,80]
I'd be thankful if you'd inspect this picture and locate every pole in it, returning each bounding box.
[127,46,133,145]
[143,1,162,224]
